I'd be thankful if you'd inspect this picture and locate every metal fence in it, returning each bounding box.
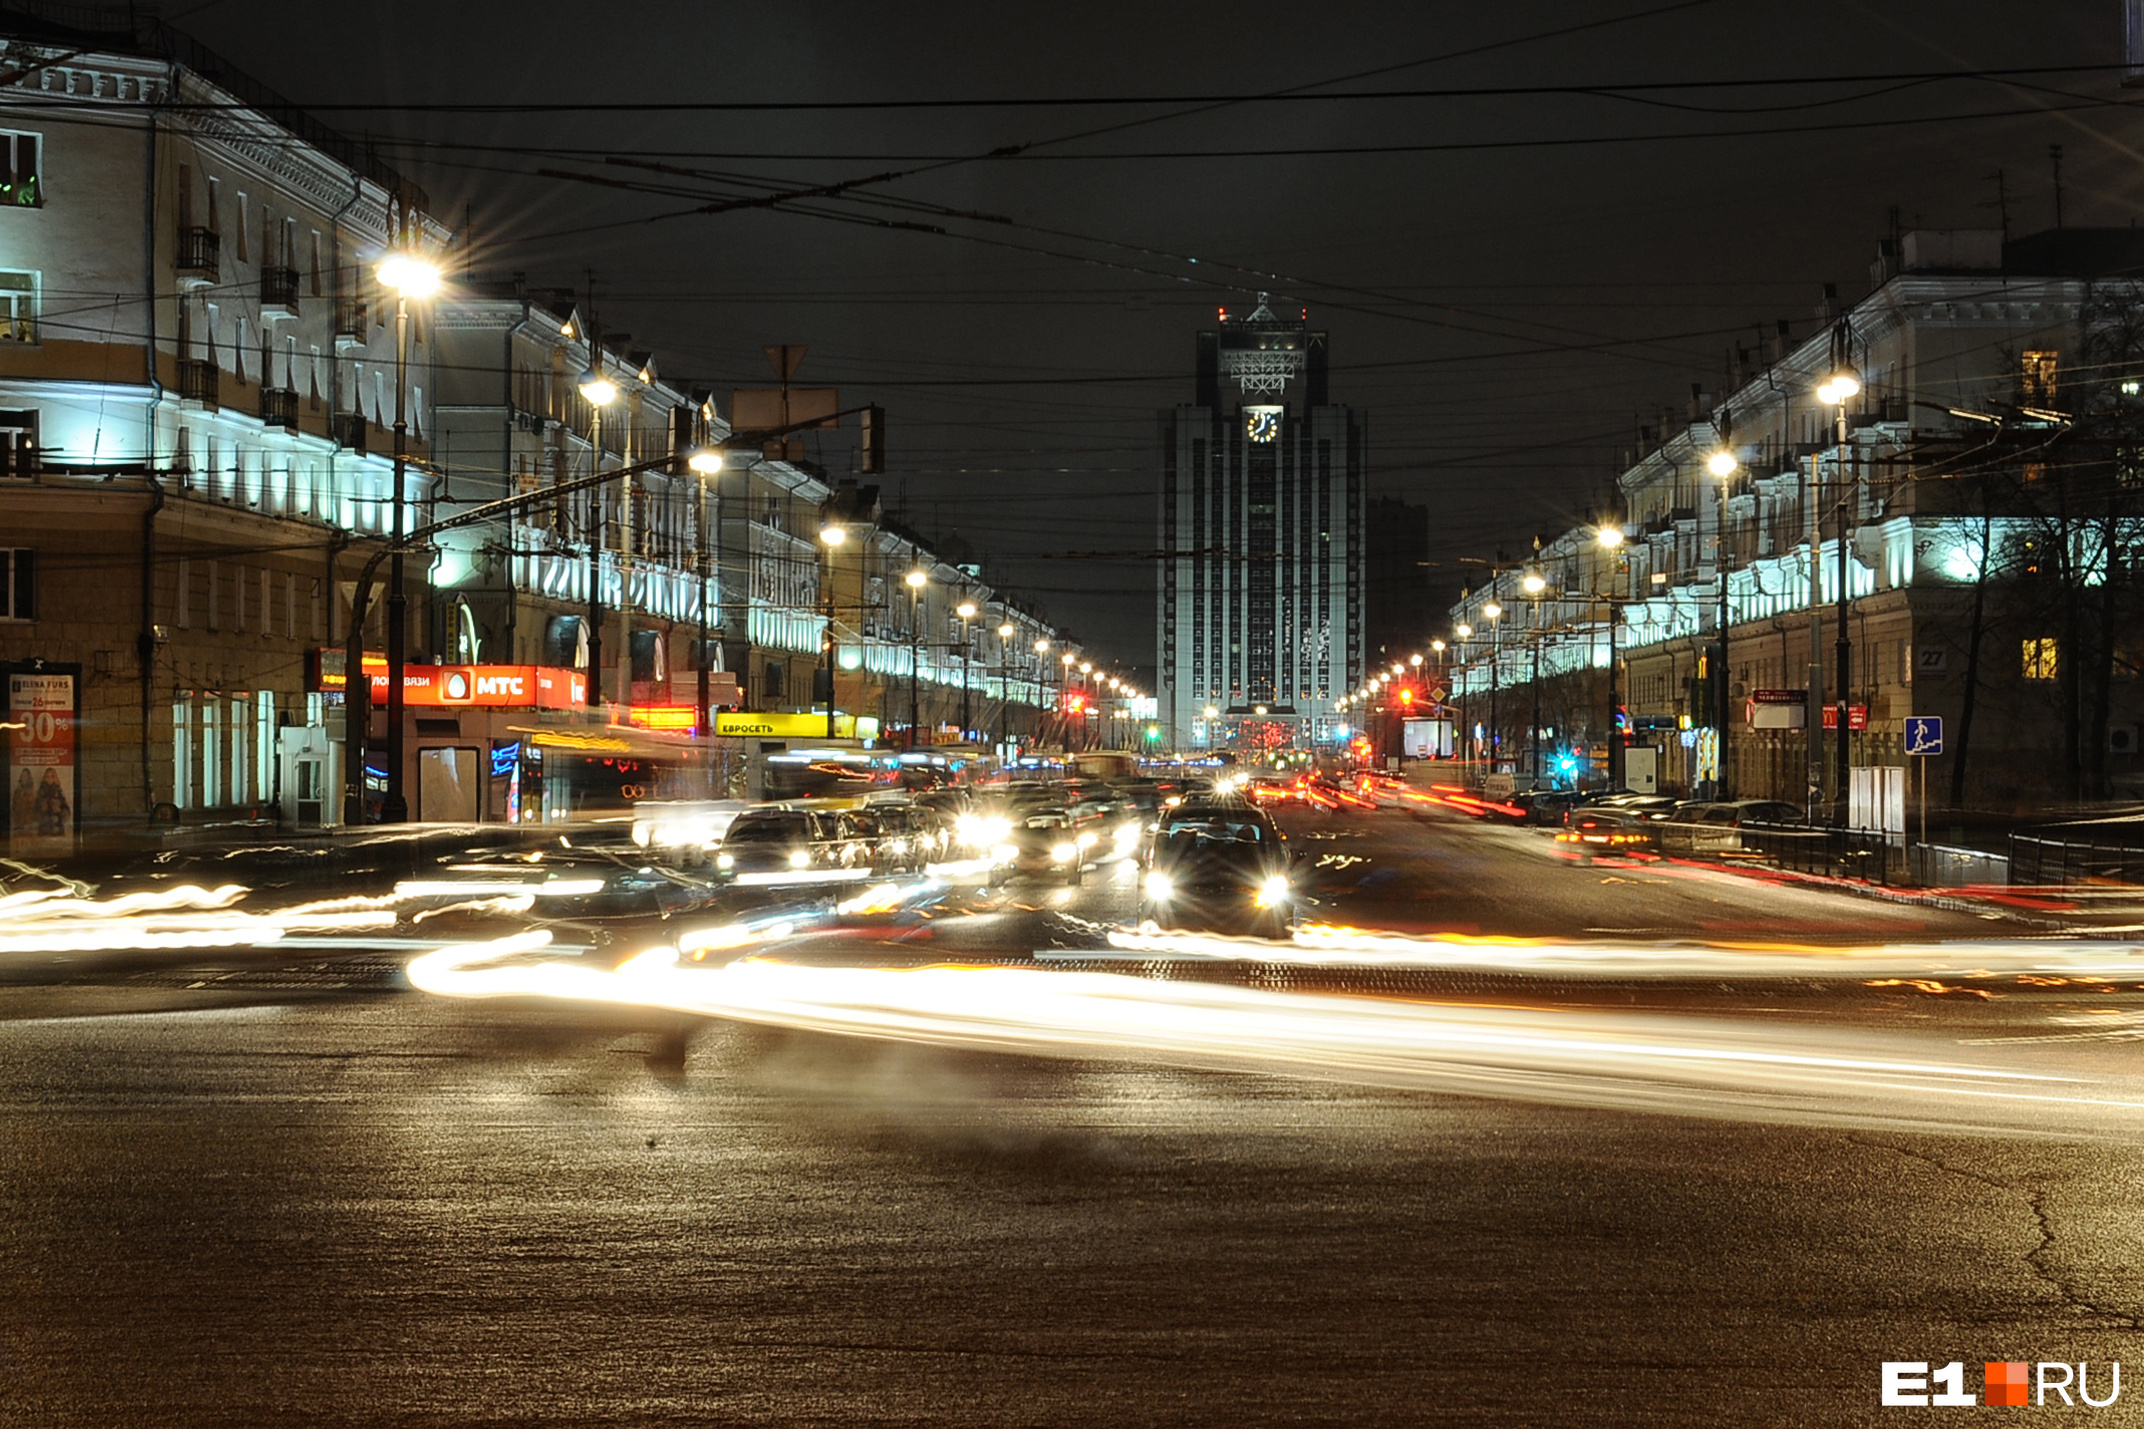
[1909,843,2011,888]
[1736,821,1902,885]
[2008,835,2144,886]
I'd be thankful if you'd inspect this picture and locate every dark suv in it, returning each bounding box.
[1139,800,1296,937]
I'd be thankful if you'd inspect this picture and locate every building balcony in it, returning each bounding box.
[261,265,300,315]
[259,387,298,430]
[333,297,367,349]
[176,227,219,286]
[176,357,220,409]
[332,412,367,454]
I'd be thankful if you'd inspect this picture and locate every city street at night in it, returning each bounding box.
[10,0,2144,1421]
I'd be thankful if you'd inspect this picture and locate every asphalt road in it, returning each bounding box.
[3,800,2139,1426]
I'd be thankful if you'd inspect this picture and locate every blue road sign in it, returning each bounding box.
[1904,715,1944,757]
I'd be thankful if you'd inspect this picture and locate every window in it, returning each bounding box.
[2022,350,2059,406]
[0,271,37,342]
[1,132,39,207]
[2023,637,2059,681]
[0,548,35,620]
[172,700,192,811]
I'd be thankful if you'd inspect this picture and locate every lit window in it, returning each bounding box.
[2022,350,2059,405]
[2023,638,2059,681]
[1,132,38,207]
[0,271,35,342]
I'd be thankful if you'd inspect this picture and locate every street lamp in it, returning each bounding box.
[1597,523,1628,790]
[577,364,618,713]
[1819,371,1860,819]
[375,246,440,822]
[1060,651,1075,752]
[1483,600,1503,776]
[820,524,847,738]
[905,568,927,750]
[998,621,1016,751]
[956,601,978,737]
[688,445,723,738]
[1707,446,1740,800]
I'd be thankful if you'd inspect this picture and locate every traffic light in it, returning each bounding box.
[1144,725,1162,742]
[1399,687,1415,707]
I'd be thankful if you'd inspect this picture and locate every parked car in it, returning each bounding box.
[1139,801,1297,937]
[1513,789,1583,826]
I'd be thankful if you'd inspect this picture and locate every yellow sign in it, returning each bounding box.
[714,712,878,740]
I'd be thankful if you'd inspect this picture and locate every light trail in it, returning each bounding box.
[1096,924,2144,979]
[405,930,2144,1142]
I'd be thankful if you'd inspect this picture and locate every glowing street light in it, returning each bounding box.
[577,367,618,409]
[375,250,441,300]
[370,247,444,821]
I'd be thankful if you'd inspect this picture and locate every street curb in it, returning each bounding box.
[1656,852,2076,933]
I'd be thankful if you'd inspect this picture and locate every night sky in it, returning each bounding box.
[144,0,2133,676]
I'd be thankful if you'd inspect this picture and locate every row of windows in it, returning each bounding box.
[170,691,320,812]
[169,559,326,640]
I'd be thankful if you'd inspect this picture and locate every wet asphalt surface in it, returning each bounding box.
[3,801,2141,1426]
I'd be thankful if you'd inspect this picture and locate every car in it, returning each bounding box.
[713,806,843,880]
[1005,802,1109,884]
[1556,801,1679,857]
[1139,801,1297,937]
[1657,799,1807,856]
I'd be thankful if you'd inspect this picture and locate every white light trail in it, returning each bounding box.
[404,934,2144,1142]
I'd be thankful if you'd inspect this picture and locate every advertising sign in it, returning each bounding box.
[714,712,877,739]
[313,652,586,710]
[6,666,77,844]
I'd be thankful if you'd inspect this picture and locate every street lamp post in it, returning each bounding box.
[905,569,927,749]
[688,446,723,738]
[820,524,847,739]
[1521,573,1547,784]
[957,601,977,737]
[374,248,440,823]
[1597,524,1627,791]
[997,621,1015,752]
[1707,444,1739,801]
[1059,652,1074,752]
[1484,600,1504,774]
[1032,638,1049,751]
[1819,369,1861,821]
[578,365,618,710]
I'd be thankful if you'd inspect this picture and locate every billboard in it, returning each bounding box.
[1402,718,1453,759]
[6,664,77,846]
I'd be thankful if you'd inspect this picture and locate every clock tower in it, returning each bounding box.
[1157,297,1366,752]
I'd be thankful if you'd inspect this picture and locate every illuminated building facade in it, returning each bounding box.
[1157,299,1365,749]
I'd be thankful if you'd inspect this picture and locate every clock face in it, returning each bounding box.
[1244,406,1282,443]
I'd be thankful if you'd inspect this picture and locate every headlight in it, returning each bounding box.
[956,814,1011,848]
[1254,874,1290,909]
[1143,870,1173,901]
[716,852,735,870]
[1050,842,1077,863]
[788,850,810,869]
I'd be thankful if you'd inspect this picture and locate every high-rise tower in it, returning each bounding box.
[1157,298,1365,752]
